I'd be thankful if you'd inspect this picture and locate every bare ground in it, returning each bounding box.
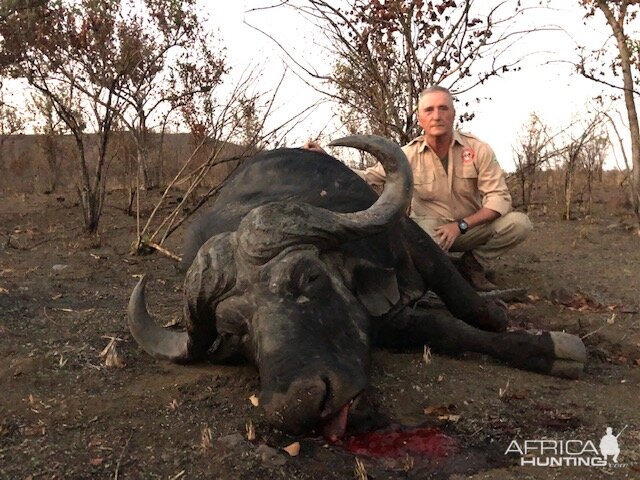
[1,190,639,480]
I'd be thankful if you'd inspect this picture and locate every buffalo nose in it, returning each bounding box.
[262,373,365,436]
[263,376,328,435]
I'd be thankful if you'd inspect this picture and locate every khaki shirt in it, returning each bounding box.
[355,131,512,221]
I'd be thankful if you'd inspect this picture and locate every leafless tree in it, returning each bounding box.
[600,108,638,210]
[29,91,68,193]
[132,68,318,258]
[578,0,640,228]
[579,125,609,215]
[110,0,227,190]
[1,0,229,236]
[0,89,25,181]
[0,91,25,138]
[512,112,564,210]
[259,0,556,145]
[1,0,133,234]
[560,114,603,220]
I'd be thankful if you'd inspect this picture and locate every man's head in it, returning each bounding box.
[417,86,455,140]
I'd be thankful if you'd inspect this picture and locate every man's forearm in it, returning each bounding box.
[462,207,500,229]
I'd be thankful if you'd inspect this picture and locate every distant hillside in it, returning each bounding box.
[0,132,250,194]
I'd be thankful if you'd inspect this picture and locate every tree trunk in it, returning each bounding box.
[596,0,640,226]
[564,165,574,221]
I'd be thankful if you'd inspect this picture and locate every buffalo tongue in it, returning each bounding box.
[322,403,350,443]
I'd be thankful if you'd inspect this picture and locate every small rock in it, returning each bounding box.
[52,264,69,272]
[255,444,286,467]
[216,433,246,450]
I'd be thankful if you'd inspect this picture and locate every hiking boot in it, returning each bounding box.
[456,252,499,292]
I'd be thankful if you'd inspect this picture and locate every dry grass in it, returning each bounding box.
[354,457,367,480]
[99,337,125,369]
[200,426,213,452]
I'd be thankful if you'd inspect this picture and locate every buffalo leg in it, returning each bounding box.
[374,308,587,379]
[399,218,508,332]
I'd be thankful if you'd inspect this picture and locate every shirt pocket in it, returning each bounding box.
[413,170,436,200]
[454,163,478,194]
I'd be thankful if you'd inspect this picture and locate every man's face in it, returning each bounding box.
[417,91,455,138]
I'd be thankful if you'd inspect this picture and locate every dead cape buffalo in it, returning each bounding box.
[128,135,586,439]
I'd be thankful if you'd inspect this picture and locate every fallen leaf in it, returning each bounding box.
[424,404,457,416]
[424,403,460,423]
[553,411,577,421]
[89,457,104,466]
[437,414,460,423]
[507,390,529,400]
[249,394,259,407]
[549,288,606,312]
[283,441,300,456]
[163,317,180,328]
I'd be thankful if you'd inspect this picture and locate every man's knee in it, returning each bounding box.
[499,211,532,243]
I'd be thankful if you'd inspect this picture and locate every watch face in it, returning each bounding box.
[459,220,468,232]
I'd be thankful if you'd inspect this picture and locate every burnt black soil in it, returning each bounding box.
[1,190,639,479]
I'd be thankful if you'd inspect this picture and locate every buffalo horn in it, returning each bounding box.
[237,135,413,261]
[328,134,413,236]
[128,275,192,363]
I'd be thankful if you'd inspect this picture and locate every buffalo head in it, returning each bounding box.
[128,136,412,437]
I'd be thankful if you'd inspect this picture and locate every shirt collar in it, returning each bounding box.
[410,131,465,153]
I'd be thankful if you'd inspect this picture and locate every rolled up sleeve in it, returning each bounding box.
[476,145,512,216]
[352,161,387,188]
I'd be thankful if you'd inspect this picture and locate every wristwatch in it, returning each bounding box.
[457,219,469,234]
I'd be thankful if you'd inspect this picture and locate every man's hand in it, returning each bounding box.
[434,222,461,251]
[302,140,327,154]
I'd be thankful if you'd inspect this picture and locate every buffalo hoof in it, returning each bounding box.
[546,331,588,379]
[471,299,509,332]
[496,330,587,379]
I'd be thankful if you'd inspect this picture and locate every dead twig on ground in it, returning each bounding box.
[136,241,182,262]
[113,432,133,480]
[581,324,606,340]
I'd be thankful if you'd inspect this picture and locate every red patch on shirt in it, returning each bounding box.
[462,147,475,164]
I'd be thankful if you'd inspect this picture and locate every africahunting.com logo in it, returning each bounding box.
[505,426,630,467]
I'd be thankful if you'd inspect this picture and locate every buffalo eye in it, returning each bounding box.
[289,260,330,299]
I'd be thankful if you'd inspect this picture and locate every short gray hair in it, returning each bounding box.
[418,86,453,101]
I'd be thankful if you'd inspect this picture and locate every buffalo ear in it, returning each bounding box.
[352,263,400,317]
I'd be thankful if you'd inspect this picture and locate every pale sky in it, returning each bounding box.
[209,1,627,171]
